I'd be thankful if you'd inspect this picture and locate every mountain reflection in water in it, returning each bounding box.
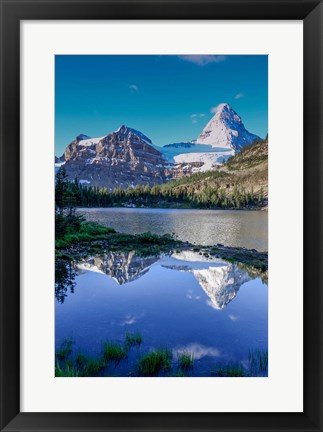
[161,251,251,310]
[77,251,159,285]
[56,250,255,310]
[55,249,268,374]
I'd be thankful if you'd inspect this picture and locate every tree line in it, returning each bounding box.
[55,166,265,210]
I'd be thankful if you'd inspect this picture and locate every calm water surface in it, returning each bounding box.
[56,251,268,376]
[78,207,268,251]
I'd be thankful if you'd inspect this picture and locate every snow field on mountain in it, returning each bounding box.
[174,151,233,172]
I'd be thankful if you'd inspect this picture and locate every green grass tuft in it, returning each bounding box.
[216,364,246,377]
[125,332,143,350]
[137,348,173,376]
[75,352,88,368]
[79,222,116,236]
[57,337,73,360]
[56,221,116,249]
[178,352,194,370]
[83,358,107,376]
[248,349,268,376]
[103,342,127,363]
[55,361,80,377]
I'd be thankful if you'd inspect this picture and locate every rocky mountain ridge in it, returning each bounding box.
[57,125,174,189]
[55,104,263,189]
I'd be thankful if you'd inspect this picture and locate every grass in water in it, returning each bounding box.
[75,352,88,369]
[57,337,73,360]
[172,370,187,377]
[55,334,267,378]
[177,352,194,370]
[83,358,107,376]
[137,348,173,376]
[125,332,143,350]
[216,364,246,377]
[55,361,80,377]
[75,352,107,377]
[103,342,127,364]
[248,349,268,376]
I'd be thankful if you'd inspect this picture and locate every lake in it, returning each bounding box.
[56,208,268,377]
[78,207,268,251]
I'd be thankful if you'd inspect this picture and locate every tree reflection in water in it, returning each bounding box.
[55,259,76,304]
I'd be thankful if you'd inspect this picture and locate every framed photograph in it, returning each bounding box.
[0,0,322,431]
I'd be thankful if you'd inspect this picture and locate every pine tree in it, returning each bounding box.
[55,166,69,213]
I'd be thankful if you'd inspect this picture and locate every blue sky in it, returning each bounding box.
[55,55,268,156]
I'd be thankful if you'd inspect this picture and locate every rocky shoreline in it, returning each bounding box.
[56,228,268,276]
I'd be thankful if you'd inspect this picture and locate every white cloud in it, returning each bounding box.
[120,313,144,326]
[228,314,239,322]
[190,113,205,123]
[186,289,193,299]
[129,84,139,93]
[235,93,244,99]
[175,343,221,360]
[186,289,201,300]
[179,55,226,66]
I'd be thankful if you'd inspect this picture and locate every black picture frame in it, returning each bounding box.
[0,1,322,431]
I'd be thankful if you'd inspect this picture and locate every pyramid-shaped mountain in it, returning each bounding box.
[196,103,260,151]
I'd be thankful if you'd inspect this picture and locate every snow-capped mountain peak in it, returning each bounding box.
[212,103,242,124]
[57,125,171,189]
[114,125,152,145]
[77,135,107,147]
[196,103,260,151]
[55,104,264,187]
[75,126,153,149]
